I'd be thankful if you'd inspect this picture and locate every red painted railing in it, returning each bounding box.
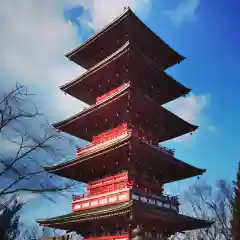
[84,234,129,240]
[72,181,132,201]
[92,123,129,144]
[76,123,174,158]
[72,189,130,211]
[72,194,87,201]
[96,83,128,104]
[76,123,130,157]
[88,172,128,189]
[72,172,132,201]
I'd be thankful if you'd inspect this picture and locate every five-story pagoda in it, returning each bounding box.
[37,8,212,239]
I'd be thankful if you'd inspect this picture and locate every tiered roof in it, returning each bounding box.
[61,42,190,105]
[45,134,205,183]
[54,85,197,142]
[37,201,212,235]
[65,8,184,70]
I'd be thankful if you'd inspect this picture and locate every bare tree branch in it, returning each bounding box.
[175,180,234,240]
[0,83,80,202]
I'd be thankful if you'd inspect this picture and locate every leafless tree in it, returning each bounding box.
[19,224,56,240]
[232,162,240,240]
[172,180,234,240]
[20,224,82,240]
[0,194,23,240]
[0,83,80,203]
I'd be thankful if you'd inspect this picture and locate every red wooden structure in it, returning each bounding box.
[37,7,213,239]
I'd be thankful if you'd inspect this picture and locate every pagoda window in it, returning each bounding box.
[171,205,177,211]
[164,203,170,209]
[156,200,163,207]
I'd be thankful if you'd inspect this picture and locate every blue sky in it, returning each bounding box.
[1,0,240,226]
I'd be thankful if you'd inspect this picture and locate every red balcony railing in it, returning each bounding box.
[72,172,132,202]
[88,172,128,189]
[76,124,131,157]
[96,83,129,104]
[72,180,132,202]
[76,122,175,158]
[84,234,129,240]
[92,123,129,144]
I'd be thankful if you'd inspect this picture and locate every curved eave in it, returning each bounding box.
[65,7,184,70]
[37,201,132,227]
[37,200,213,233]
[44,134,131,174]
[136,202,214,232]
[60,42,130,103]
[136,139,206,181]
[65,8,131,59]
[44,136,205,183]
[53,86,129,132]
[53,90,198,143]
[61,42,190,105]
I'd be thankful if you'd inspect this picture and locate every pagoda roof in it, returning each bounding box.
[37,202,131,228]
[37,201,212,233]
[65,8,184,70]
[53,87,197,143]
[133,201,213,232]
[44,134,205,183]
[61,42,190,105]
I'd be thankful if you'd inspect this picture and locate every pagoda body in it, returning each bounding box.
[37,8,212,239]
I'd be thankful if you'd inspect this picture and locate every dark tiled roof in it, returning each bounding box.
[37,201,132,225]
[44,136,205,183]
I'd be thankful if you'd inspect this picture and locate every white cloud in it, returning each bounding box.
[0,0,212,145]
[0,0,87,123]
[0,0,152,122]
[165,94,212,142]
[165,94,208,124]
[65,0,151,31]
[165,0,200,26]
[0,1,78,83]
[87,0,152,30]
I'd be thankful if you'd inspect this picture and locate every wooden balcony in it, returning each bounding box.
[72,172,131,211]
[76,123,174,159]
[84,234,129,240]
[72,172,131,200]
[71,171,179,213]
[76,123,131,157]
[72,188,131,212]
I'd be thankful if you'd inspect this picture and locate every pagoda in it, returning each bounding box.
[37,8,213,239]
